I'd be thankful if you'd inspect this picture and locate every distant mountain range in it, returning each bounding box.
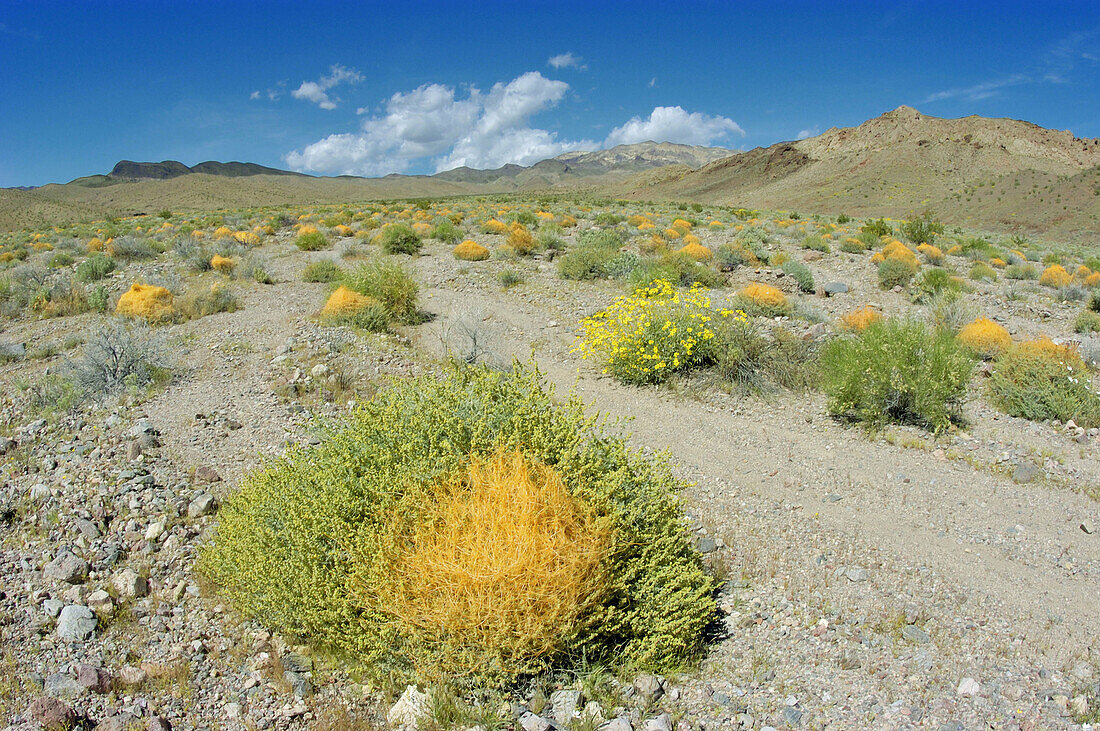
[3,112,1099,242]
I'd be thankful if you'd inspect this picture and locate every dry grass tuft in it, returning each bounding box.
[210,254,236,274]
[116,283,174,322]
[375,449,610,678]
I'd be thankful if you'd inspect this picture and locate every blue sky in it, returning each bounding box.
[2,0,1099,187]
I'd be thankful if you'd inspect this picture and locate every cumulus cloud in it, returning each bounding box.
[291,64,363,109]
[604,106,744,147]
[286,72,744,176]
[250,90,261,100]
[547,52,586,70]
[796,126,819,140]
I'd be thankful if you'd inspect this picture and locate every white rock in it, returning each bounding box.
[387,685,430,729]
[957,677,980,696]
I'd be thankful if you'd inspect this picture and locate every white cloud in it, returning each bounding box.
[649,77,658,88]
[250,90,261,100]
[923,74,1027,103]
[796,126,819,140]
[285,72,744,176]
[548,52,586,70]
[291,64,364,110]
[604,106,744,147]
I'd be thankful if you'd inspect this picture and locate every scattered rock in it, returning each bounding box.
[56,604,96,641]
[520,712,552,731]
[99,713,143,731]
[0,342,26,359]
[0,435,15,454]
[388,685,430,729]
[111,568,149,598]
[550,689,584,725]
[844,566,869,582]
[957,677,980,697]
[42,598,64,618]
[194,466,223,483]
[901,625,931,645]
[187,492,217,518]
[118,665,147,688]
[643,713,672,731]
[823,282,849,296]
[75,664,111,694]
[1012,462,1040,484]
[27,697,76,730]
[599,718,633,731]
[1081,520,1095,535]
[781,706,803,727]
[43,672,84,699]
[633,674,664,706]
[43,551,89,584]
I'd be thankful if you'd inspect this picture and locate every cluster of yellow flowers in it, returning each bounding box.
[573,279,744,385]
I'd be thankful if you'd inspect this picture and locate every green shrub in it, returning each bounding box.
[836,213,851,224]
[49,252,76,268]
[820,319,976,432]
[969,262,997,281]
[593,212,623,226]
[629,252,718,290]
[198,363,716,682]
[343,258,419,322]
[1005,263,1038,280]
[498,270,524,288]
[861,218,893,237]
[899,214,944,245]
[1075,310,1100,334]
[295,231,329,251]
[914,267,961,299]
[431,220,461,244]
[537,231,565,252]
[780,260,814,293]
[710,319,818,392]
[988,342,1100,427]
[74,253,116,282]
[877,258,917,289]
[1089,291,1100,313]
[178,283,240,319]
[380,224,422,255]
[800,235,830,253]
[303,260,344,283]
[715,243,747,270]
[558,232,624,281]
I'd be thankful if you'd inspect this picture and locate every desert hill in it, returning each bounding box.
[630,106,1100,241]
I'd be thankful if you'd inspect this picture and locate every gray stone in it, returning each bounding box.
[147,717,172,731]
[633,674,664,706]
[388,685,430,728]
[72,517,100,539]
[44,551,88,584]
[118,665,147,688]
[781,706,803,727]
[549,689,583,725]
[845,566,869,582]
[1081,520,1095,535]
[901,625,931,645]
[111,568,148,598]
[98,713,143,731]
[281,651,313,673]
[1012,462,1041,483]
[187,493,217,518]
[75,664,111,693]
[42,598,64,617]
[695,537,717,553]
[86,590,115,617]
[0,436,15,454]
[599,718,633,731]
[0,342,26,359]
[957,677,980,696]
[43,672,84,699]
[283,670,312,697]
[823,282,849,295]
[642,713,672,731]
[520,712,552,731]
[194,466,223,483]
[56,604,96,641]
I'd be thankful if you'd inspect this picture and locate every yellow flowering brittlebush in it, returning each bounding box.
[573,279,743,385]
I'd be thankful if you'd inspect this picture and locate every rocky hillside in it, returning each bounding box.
[104,160,307,182]
[631,106,1100,241]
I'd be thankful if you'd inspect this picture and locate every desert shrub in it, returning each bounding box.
[558,231,625,281]
[969,262,997,281]
[506,224,537,255]
[431,220,461,244]
[1075,310,1100,334]
[629,252,718,290]
[453,240,490,261]
[914,267,961,299]
[957,317,1012,358]
[1057,284,1088,302]
[899,214,943,245]
[536,230,565,252]
[303,260,344,283]
[710,319,818,392]
[116,283,175,323]
[861,218,893,237]
[342,258,419,323]
[780,260,814,293]
[878,258,917,289]
[928,290,977,334]
[1040,265,1072,288]
[178,283,240,319]
[574,280,736,385]
[74,253,116,283]
[198,363,716,682]
[246,261,274,285]
[836,213,851,224]
[107,235,158,260]
[840,237,870,254]
[821,319,976,432]
[380,224,423,255]
[839,306,882,331]
[988,340,1100,427]
[210,254,236,275]
[800,235,830,253]
[320,286,389,332]
[49,252,75,268]
[67,319,170,395]
[734,282,790,317]
[480,219,509,235]
[295,230,329,251]
[715,244,747,270]
[498,270,524,289]
[1005,263,1038,280]
[1090,291,1100,313]
[677,240,713,262]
